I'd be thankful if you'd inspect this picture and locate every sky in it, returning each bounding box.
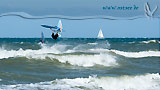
[0,16,159,38]
[0,0,159,17]
[0,0,159,38]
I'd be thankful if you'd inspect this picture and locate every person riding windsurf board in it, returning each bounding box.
[41,20,63,40]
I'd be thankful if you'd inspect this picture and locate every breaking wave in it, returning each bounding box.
[140,40,160,44]
[54,54,117,67]
[0,73,160,90]
[84,48,160,58]
[128,40,160,44]
[87,43,98,45]
[0,42,160,67]
[110,49,160,58]
[0,43,160,66]
[0,44,67,59]
[0,44,117,67]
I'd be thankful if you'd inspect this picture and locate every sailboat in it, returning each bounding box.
[97,29,104,39]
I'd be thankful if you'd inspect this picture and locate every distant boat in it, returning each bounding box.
[97,29,104,38]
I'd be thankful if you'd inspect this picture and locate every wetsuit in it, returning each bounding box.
[52,32,58,40]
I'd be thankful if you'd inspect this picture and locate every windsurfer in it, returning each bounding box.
[52,32,59,40]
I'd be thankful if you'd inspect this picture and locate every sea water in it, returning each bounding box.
[0,38,160,90]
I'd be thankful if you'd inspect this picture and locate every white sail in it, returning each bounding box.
[97,29,104,38]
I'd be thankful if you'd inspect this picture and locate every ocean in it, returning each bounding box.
[0,38,160,90]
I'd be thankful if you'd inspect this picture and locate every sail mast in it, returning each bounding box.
[41,32,44,43]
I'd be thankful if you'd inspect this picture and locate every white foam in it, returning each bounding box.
[89,48,160,58]
[110,50,160,58]
[141,40,159,44]
[0,45,118,67]
[87,43,98,45]
[65,48,109,54]
[24,53,118,67]
[0,44,67,59]
[89,48,109,53]
[82,48,160,58]
[1,73,160,90]
[128,40,160,44]
[54,53,118,67]
[1,44,159,60]
[20,42,24,44]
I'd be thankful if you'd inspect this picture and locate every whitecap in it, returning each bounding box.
[54,53,118,67]
[1,73,160,90]
[140,40,159,44]
[87,43,98,45]
[0,44,67,59]
[110,49,160,58]
[0,44,118,67]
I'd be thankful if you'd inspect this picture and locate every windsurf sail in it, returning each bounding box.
[41,20,63,33]
[41,32,45,43]
[57,20,63,33]
[41,20,63,39]
[97,29,104,38]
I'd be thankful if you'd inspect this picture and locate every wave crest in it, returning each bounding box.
[0,44,68,59]
[0,44,118,67]
[110,50,160,58]
[1,73,160,90]
[140,40,160,44]
[1,43,159,67]
[54,53,118,67]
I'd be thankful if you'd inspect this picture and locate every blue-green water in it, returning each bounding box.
[0,38,160,90]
